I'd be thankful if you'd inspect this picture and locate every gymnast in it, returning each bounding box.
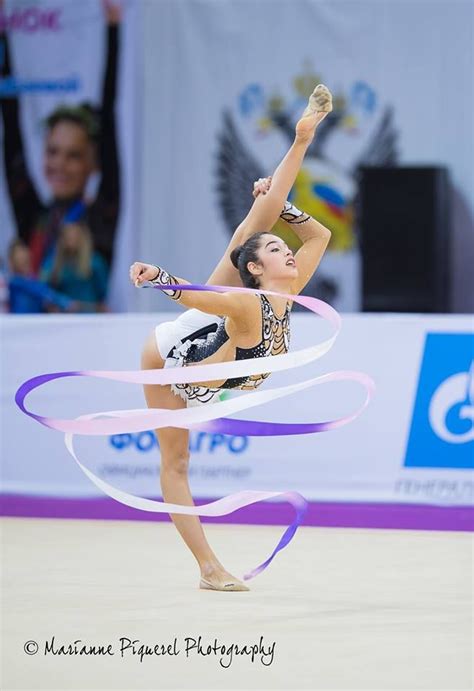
[130,84,333,591]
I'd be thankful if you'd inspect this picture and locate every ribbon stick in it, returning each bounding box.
[14,283,375,580]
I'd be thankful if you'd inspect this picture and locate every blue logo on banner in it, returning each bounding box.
[404,333,474,469]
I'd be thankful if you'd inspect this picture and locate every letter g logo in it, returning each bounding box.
[429,364,474,444]
[404,333,474,469]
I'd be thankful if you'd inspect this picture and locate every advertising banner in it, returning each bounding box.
[2,312,472,515]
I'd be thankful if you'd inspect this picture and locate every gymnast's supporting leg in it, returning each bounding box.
[141,331,249,591]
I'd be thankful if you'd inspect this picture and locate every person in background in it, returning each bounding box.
[40,222,109,313]
[7,239,76,314]
[0,0,121,277]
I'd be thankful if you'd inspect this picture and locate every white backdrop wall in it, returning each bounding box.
[2,1,473,313]
[139,0,474,315]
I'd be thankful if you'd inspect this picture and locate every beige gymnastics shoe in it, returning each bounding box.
[302,83,333,117]
[296,84,333,141]
[199,576,250,592]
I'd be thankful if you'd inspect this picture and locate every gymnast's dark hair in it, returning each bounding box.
[230,232,269,288]
[44,103,100,144]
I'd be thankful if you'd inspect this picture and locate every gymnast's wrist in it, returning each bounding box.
[149,264,183,301]
[280,200,311,225]
[149,265,160,281]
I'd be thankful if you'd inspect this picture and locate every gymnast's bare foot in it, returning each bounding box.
[295,84,333,143]
[199,564,250,592]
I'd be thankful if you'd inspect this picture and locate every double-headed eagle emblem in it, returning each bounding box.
[215,75,399,304]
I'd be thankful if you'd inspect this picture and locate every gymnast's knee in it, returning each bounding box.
[160,449,190,477]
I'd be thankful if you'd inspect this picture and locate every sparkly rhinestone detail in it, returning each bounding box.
[173,294,291,402]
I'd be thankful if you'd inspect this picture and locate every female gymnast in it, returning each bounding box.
[130,84,333,592]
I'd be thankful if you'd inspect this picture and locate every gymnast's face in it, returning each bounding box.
[250,234,298,284]
[44,122,96,200]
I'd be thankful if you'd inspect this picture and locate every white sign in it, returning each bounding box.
[2,312,473,508]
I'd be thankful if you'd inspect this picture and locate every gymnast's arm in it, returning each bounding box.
[253,178,331,294]
[206,178,278,287]
[96,5,120,236]
[129,261,254,328]
[280,206,332,295]
[0,30,42,242]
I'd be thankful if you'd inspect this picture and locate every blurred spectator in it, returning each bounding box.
[0,0,121,278]
[40,222,109,313]
[7,239,76,314]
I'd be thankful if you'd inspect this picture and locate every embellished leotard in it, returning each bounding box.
[168,294,291,404]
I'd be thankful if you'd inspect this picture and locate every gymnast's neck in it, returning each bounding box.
[259,278,294,296]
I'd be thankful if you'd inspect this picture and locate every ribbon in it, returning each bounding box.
[14,283,375,580]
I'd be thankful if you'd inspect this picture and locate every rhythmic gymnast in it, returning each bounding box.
[130,84,333,592]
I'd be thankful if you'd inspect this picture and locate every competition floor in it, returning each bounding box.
[1,517,472,691]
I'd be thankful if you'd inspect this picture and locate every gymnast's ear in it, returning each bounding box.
[247,260,263,278]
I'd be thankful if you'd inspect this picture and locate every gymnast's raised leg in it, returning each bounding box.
[207,84,332,287]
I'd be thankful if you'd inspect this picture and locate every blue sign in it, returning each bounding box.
[404,333,474,469]
[109,431,249,455]
[0,75,80,97]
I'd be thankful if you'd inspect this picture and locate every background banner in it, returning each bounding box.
[3,1,472,314]
[138,0,474,314]
[2,312,472,510]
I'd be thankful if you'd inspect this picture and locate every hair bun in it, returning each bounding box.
[230,245,243,269]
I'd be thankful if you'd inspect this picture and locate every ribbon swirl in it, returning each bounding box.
[14,283,375,580]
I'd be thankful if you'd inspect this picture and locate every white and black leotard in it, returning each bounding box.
[159,294,291,405]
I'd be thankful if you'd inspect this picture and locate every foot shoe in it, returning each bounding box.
[302,83,333,117]
[199,577,250,592]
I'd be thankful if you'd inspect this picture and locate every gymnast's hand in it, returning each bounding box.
[129,262,158,287]
[252,176,272,198]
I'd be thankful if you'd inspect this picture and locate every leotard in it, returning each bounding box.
[168,294,291,404]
